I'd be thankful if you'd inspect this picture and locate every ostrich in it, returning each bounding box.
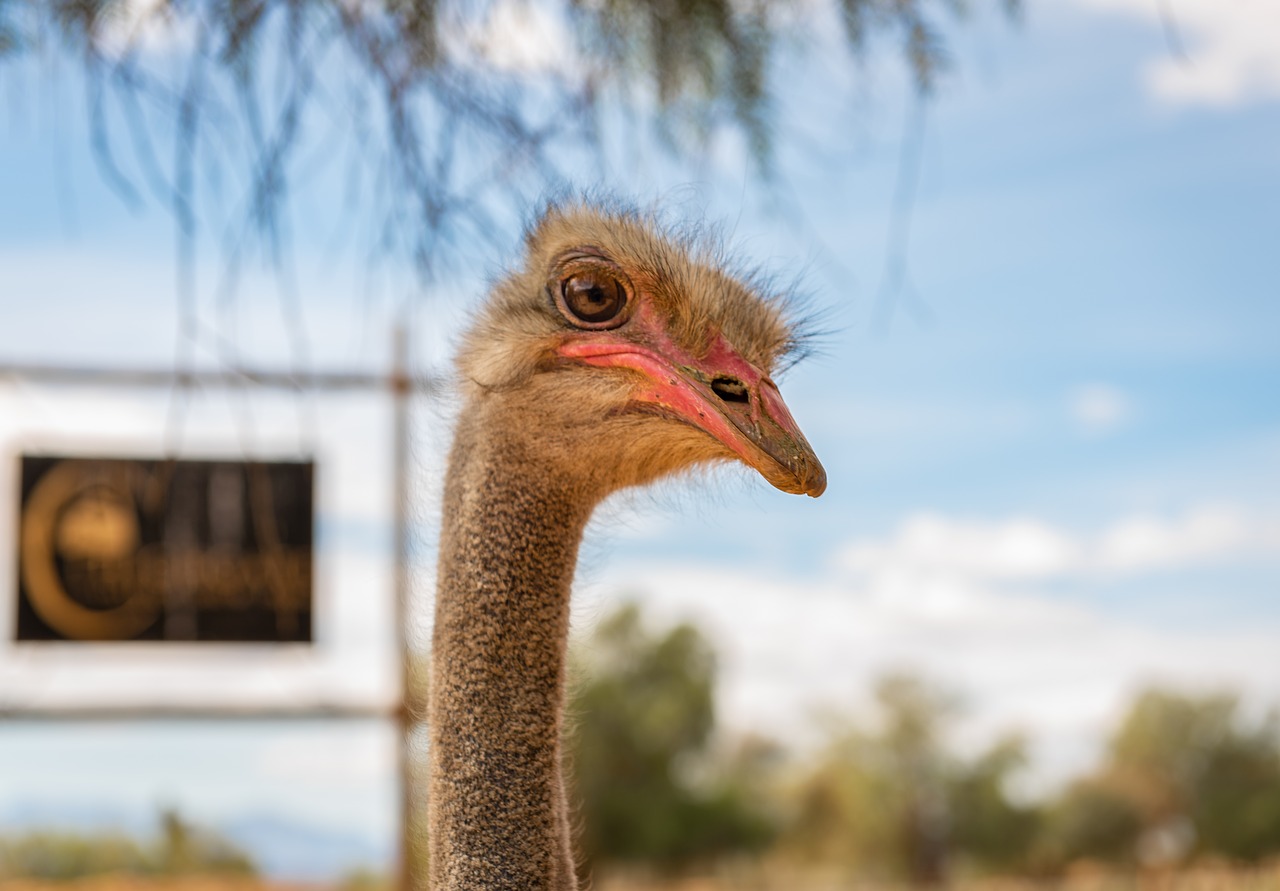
[428,201,826,891]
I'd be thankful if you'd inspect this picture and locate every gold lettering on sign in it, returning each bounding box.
[21,461,159,640]
[20,459,311,641]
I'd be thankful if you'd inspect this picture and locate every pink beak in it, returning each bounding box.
[557,327,826,498]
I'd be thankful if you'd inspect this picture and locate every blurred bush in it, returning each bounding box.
[0,810,255,880]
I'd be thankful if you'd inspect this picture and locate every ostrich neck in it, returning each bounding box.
[428,417,592,891]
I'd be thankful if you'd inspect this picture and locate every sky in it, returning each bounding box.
[0,0,1278,875]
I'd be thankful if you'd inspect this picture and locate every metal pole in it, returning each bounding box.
[0,362,435,393]
[0,704,397,721]
[391,326,418,891]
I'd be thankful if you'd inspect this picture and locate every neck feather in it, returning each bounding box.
[428,411,593,891]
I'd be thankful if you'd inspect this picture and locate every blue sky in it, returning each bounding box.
[0,0,1278,875]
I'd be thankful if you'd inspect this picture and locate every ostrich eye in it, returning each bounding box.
[560,271,628,326]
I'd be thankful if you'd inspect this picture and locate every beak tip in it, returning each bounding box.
[770,462,826,498]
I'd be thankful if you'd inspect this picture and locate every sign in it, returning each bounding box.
[15,456,313,642]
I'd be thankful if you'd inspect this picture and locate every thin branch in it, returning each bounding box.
[1156,0,1192,67]
[873,92,933,333]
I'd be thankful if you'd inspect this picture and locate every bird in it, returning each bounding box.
[427,200,826,891]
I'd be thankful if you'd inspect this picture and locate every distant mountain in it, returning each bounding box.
[0,801,154,836]
[0,802,393,881]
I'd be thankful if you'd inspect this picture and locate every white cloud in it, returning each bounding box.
[837,504,1279,584]
[842,513,1080,581]
[1070,383,1130,434]
[1069,0,1280,106]
[1095,504,1260,572]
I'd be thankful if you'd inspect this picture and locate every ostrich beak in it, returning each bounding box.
[557,331,827,498]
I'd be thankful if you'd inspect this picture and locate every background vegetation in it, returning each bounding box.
[4,602,1278,886]
[567,603,1280,884]
[0,811,253,881]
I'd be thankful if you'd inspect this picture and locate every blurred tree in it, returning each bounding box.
[566,623,1280,881]
[569,602,774,874]
[781,674,941,881]
[783,672,1039,882]
[947,734,1040,874]
[1108,689,1280,863]
[783,726,900,875]
[1036,775,1144,868]
[875,672,955,884]
[0,0,1017,289]
[1035,688,1280,871]
[1110,689,1243,823]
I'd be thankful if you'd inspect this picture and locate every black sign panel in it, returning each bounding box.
[16,456,313,642]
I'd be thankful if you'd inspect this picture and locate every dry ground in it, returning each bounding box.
[595,863,1280,891]
[3,865,1279,891]
[0,881,319,891]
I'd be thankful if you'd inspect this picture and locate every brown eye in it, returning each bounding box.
[560,271,628,326]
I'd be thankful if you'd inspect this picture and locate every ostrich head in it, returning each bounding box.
[456,201,826,500]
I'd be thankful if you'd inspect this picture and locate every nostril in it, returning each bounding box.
[710,376,750,404]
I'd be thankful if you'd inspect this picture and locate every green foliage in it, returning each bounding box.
[3,0,1013,140]
[0,829,150,880]
[1029,689,1280,871]
[1036,776,1145,867]
[0,809,256,880]
[571,0,775,161]
[783,727,903,874]
[565,607,1276,882]
[1110,689,1246,822]
[569,602,775,871]
[868,673,954,883]
[781,673,1037,882]
[1113,689,1280,862]
[948,735,1040,873]
[0,0,20,57]
[568,611,1280,880]
[0,0,1018,283]
[339,864,395,891]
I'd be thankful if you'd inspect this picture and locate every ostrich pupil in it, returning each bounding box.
[563,273,624,323]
